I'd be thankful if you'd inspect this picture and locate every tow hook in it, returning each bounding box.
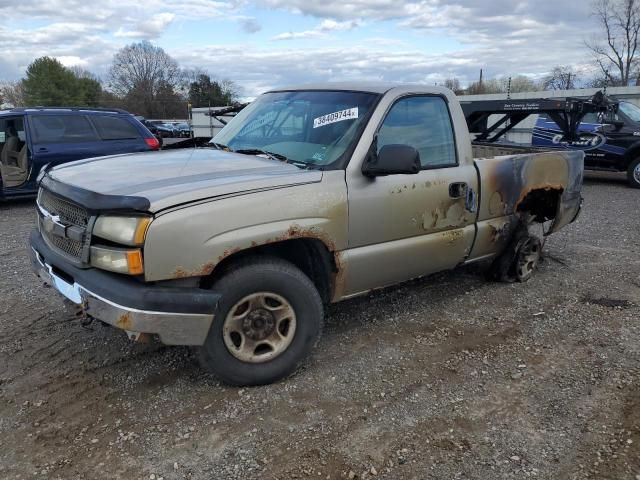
[125,331,152,343]
[64,299,93,327]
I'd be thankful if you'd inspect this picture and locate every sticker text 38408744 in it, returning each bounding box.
[313,107,359,129]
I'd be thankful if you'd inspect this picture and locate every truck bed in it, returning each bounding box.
[472,141,551,159]
[468,148,584,261]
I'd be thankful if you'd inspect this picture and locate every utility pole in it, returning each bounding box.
[479,69,483,94]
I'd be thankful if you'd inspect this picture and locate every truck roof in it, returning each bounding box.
[268,82,453,96]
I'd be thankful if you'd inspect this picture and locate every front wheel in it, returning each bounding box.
[627,158,640,188]
[199,257,323,386]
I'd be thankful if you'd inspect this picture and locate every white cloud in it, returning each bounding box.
[272,30,323,40]
[258,0,407,20]
[318,19,360,31]
[272,18,361,40]
[55,56,89,68]
[0,0,604,95]
[114,12,176,39]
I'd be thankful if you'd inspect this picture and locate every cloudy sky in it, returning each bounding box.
[0,0,601,97]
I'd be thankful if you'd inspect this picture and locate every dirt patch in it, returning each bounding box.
[1,177,639,479]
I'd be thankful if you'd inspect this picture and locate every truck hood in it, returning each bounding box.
[46,149,322,212]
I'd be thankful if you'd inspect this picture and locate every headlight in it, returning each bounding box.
[93,215,151,246]
[90,246,144,275]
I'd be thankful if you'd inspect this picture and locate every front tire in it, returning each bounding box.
[199,257,323,386]
[627,158,640,188]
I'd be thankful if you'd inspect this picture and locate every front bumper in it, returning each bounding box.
[30,229,219,345]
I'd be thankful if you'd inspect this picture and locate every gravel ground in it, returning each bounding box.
[1,173,639,480]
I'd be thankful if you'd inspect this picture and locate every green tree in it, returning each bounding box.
[23,57,76,105]
[155,80,188,118]
[188,73,238,107]
[69,67,102,106]
[22,57,102,106]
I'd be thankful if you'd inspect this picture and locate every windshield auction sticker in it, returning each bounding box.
[313,107,358,128]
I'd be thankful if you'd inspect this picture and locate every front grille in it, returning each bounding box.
[42,225,85,258]
[38,188,89,227]
[37,188,90,262]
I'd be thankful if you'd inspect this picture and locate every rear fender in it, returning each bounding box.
[476,150,584,235]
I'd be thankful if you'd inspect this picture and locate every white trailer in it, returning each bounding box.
[191,106,239,139]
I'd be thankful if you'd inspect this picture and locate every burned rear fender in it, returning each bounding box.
[475,150,584,234]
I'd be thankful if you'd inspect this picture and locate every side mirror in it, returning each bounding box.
[362,144,421,177]
[611,120,625,130]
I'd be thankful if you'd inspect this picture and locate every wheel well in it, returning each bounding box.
[624,145,640,169]
[515,187,563,223]
[201,239,336,304]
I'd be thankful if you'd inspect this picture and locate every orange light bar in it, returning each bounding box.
[126,250,144,275]
[133,217,152,245]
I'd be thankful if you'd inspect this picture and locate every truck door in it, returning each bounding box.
[0,116,30,188]
[343,94,479,296]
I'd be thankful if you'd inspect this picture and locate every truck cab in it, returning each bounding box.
[533,100,640,187]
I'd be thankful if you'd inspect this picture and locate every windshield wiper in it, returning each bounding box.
[233,148,312,169]
[209,142,229,150]
[234,148,287,161]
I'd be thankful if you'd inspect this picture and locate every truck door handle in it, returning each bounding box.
[450,182,478,213]
[449,182,468,199]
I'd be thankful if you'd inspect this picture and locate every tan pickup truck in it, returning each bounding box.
[30,83,583,385]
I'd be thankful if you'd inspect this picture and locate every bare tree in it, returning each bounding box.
[586,0,640,86]
[443,78,463,94]
[466,78,505,95]
[508,75,541,93]
[542,66,580,90]
[108,41,183,117]
[0,80,25,107]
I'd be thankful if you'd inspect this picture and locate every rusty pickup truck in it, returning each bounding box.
[30,83,583,385]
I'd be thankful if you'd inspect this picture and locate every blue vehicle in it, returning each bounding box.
[533,100,640,188]
[0,107,161,200]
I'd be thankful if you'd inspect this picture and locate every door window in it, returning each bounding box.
[581,112,600,124]
[377,96,457,168]
[0,117,26,164]
[91,115,141,140]
[31,115,99,143]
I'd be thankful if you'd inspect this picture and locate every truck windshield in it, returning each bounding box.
[212,90,380,167]
[619,102,640,123]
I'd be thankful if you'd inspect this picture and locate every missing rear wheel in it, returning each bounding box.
[513,236,542,282]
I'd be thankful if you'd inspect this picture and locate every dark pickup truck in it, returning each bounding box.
[533,100,640,188]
